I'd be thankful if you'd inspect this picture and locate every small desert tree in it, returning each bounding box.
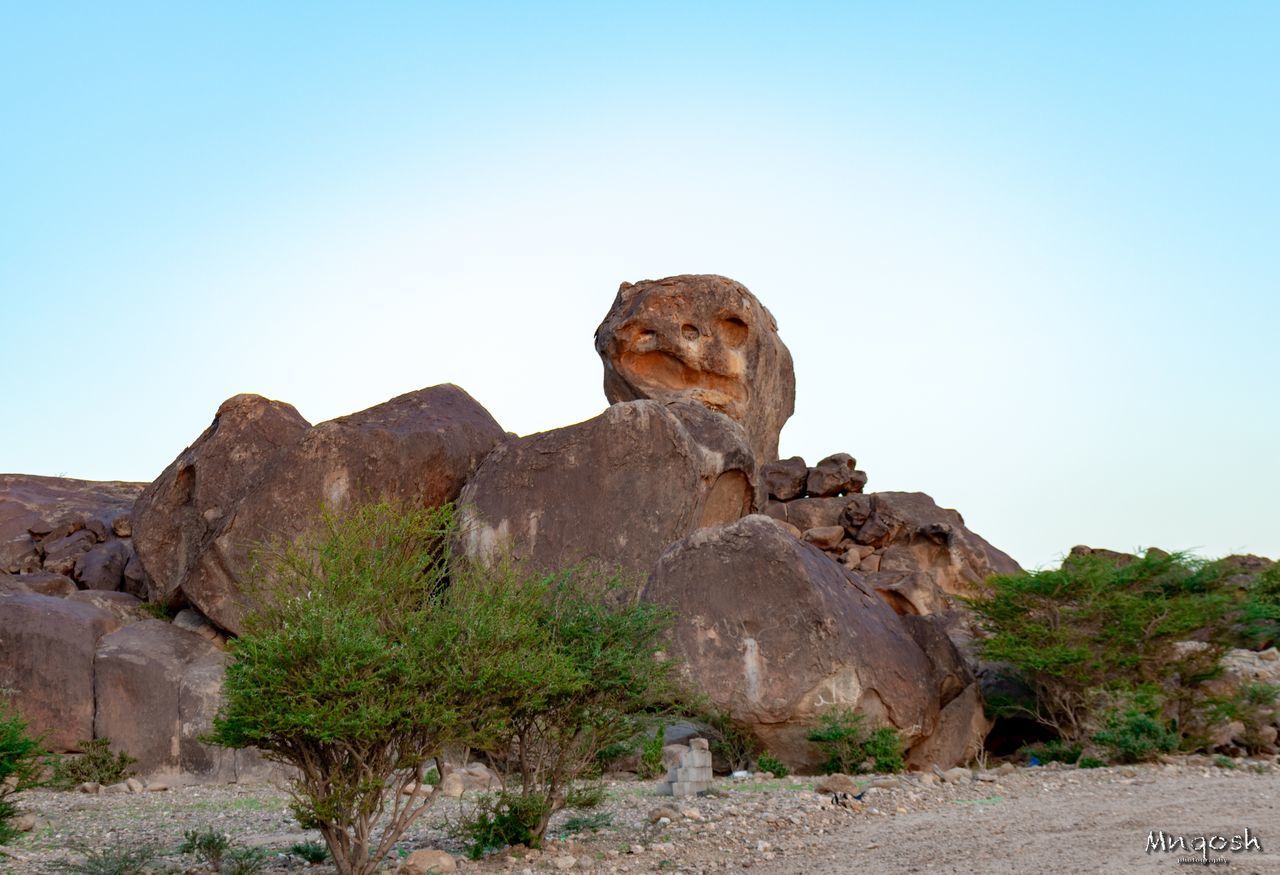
[0,701,46,845]
[209,502,521,875]
[446,561,682,851]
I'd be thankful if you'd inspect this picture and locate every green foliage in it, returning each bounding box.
[49,738,136,790]
[179,828,231,869]
[806,709,905,774]
[1214,754,1237,769]
[1090,690,1179,764]
[639,725,666,779]
[702,709,760,773]
[0,704,45,845]
[221,846,270,875]
[51,842,158,874]
[560,811,612,834]
[290,840,330,863]
[1077,756,1105,769]
[563,782,606,810]
[209,502,510,875]
[755,753,789,778]
[138,601,172,620]
[1238,564,1280,649]
[460,791,549,859]
[1020,739,1082,765]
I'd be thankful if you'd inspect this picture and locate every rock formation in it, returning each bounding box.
[595,275,795,462]
[643,515,986,770]
[460,400,756,575]
[133,384,504,634]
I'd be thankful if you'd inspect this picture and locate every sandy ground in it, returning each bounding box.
[4,758,1279,874]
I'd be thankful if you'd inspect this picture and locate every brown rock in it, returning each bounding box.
[401,849,458,874]
[138,385,504,634]
[131,393,312,607]
[802,526,846,551]
[74,539,132,591]
[93,619,261,777]
[461,400,756,575]
[594,274,795,462]
[786,497,854,533]
[66,590,149,625]
[906,683,989,770]
[806,453,857,498]
[0,474,143,546]
[643,515,941,771]
[815,773,860,794]
[0,592,120,750]
[5,571,77,597]
[0,533,39,574]
[849,470,869,494]
[761,457,808,501]
[40,529,96,576]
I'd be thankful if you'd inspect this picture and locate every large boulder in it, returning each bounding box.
[139,384,504,634]
[93,620,264,779]
[459,400,756,575]
[132,394,312,606]
[643,515,980,770]
[594,275,795,462]
[0,592,120,750]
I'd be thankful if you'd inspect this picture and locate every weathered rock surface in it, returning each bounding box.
[135,385,504,634]
[66,590,151,625]
[94,619,265,778]
[643,515,977,771]
[460,400,756,575]
[131,393,311,607]
[0,592,120,750]
[594,275,795,462]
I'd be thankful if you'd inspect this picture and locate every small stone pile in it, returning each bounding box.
[658,738,713,797]
[759,453,879,571]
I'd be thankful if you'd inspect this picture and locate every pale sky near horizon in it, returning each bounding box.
[1,3,1276,570]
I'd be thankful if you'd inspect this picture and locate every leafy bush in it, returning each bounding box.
[563,782,606,810]
[1020,739,1082,765]
[445,559,681,849]
[1077,756,1105,769]
[561,811,612,834]
[967,550,1259,747]
[755,753,789,778]
[51,842,158,874]
[638,725,666,779]
[179,828,230,869]
[1237,564,1280,649]
[0,704,46,845]
[221,846,270,875]
[289,840,329,864]
[209,503,519,875]
[806,709,905,774]
[1090,690,1179,764]
[459,791,549,859]
[702,709,760,773]
[49,738,136,790]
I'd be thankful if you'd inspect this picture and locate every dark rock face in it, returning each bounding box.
[94,620,261,778]
[594,275,795,462]
[761,457,808,501]
[0,592,120,751]
[131,394,311,607]
[643,515,981,770]
[134,385,505,634]
[460,400,756,576]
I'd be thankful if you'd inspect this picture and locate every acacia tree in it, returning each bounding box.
[209,503,522,874]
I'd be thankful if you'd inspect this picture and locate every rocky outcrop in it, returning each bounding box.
[94,620,265,779]
[0,592,120,751]
[133,385,505,634]
[643,515,983,771]
[595,275,795,462]
[132,394,311,607]
[460,400,756,575]
[0,474,146,596]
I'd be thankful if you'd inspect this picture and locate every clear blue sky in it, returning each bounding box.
[1,3,1276,569]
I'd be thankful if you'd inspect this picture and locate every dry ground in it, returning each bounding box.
[4,757,1280,874]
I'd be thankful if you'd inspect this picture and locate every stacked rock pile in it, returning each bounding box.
[759,453,886,571]
[658,738,713,797]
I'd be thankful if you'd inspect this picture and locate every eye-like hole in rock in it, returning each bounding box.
[681,323,700,342]
[718,316,749,348]
[874,588,920,616]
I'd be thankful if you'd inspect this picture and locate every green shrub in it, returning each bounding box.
[1090,691,1179,764]
[179,828,231,869]
[49,738,135,790]
[221,846,270,875]
[755,753,789,778]
[560,811,612,835]
[51,842,158,874]
[209,503,526,875]
[459,791,549,859]
[0,704,46,845]
[1238,564,1280,649]
[1077,756,1105,769]
[638,725,666,779]
[702,709,760,773]
[1214,754,1237,769]
[806,709,905,774]
[290,840,329,863]
[1020,739,1082,765]
[563,782,606,810]
[967,549,1262,748]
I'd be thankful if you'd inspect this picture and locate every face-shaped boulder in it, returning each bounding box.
[594,275,795,462]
